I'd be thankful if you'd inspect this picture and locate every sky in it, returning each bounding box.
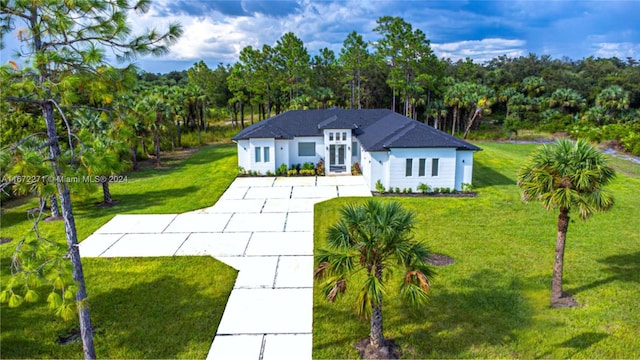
[2,0,640,73]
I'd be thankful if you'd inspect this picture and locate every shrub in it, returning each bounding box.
[433,187,440,193]
[316,159,325,175]
[302,162,315,171]
[351,162,362,175]
[375,179,385,193]
[266,170,274,176]
[461,183,474,193]
[388,187,394,194]
[395,187,400,193]
[407,187,412,193]
[238,166,247,175]
[291,163,301,172]
[287,169,298,176]
[417,183,430,194]
[299,169,315,176]
[276,163,288,176]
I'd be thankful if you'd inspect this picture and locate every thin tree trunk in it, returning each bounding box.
[552,207,569,303]
[357,68,362,109]
[463,107,481,139]
[392,89,396,113]
[176,118,181,148]
[154,117,161,168]
[101,181,112,204]
[50,194,61,218]
[43,101,96,359]
[130,145,138,170]
[240,102,245,128]
[196,103,202,145]
[451,106,458,136]
[249,92,254,125]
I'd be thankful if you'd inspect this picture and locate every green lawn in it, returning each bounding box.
[313,142,640,359]
[1,145,239,358]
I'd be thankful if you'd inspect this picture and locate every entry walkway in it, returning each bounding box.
[79,176,371,359]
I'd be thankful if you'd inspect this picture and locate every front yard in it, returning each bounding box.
[1,145,239,358]
[313,142,640,358]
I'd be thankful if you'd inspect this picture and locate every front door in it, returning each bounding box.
[329,144,346,173]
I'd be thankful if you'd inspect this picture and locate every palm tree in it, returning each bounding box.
[549,88,585,115]
[596,85,629,120]
[315,200,433,355]
[517,139,615,307]
[498,87,519,119]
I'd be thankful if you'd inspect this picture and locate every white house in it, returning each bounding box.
[232,108,481,192]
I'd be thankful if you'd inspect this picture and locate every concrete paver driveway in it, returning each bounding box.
[80,176,371,359]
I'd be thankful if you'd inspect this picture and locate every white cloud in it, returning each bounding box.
[593,42,640,59]
[432,38,526,63]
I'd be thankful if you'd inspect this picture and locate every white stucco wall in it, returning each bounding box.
[236,140,250,170]
[275,140,289,169]
[388,148,458,191]
[364,151,389,190]
[249,138,276,174]
[455,151,474,190]
[288,136,324,167]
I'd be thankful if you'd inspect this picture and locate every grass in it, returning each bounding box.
[1,257,237,359]
[0,144,239,358]
[313,142,640,358]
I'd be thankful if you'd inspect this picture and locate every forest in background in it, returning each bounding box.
[3,16,640,206]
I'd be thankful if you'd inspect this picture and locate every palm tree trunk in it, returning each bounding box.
[43,101,96,359]
[552,207,569,302]
[452,106,458,136]
[102,181,112,204]
[370,264,385,350]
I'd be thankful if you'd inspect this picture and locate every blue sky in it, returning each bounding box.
[3,0,640,73]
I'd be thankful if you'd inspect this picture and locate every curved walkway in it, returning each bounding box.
[79,176,371,359]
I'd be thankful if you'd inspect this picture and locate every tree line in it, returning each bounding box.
[135,17,640,154]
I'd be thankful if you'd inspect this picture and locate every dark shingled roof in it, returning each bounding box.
[232,109,481,152]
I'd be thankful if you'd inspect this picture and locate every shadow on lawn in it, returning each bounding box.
[77,186,199,219]
[472,162,515,188]
[0,299,79,358]
[569,251,640,295]
[394,270,532,358]
[88,274,223,358]
[538,332,609,358]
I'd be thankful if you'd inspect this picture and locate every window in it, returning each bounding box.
[329,132,334,141]
[405,159,413,176]
[255,147,261,162]
[431,158,439,176]
[342,132,347,141]
[418,158,426,176]
[298,142,315,156]
[352,142,358,156]
[263,147,270,162]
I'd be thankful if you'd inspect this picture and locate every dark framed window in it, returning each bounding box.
[432,158,439,176]
[352,142,358,156]
[406,158,413,176]
[418,158,426,176]
[298,142,315,156]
